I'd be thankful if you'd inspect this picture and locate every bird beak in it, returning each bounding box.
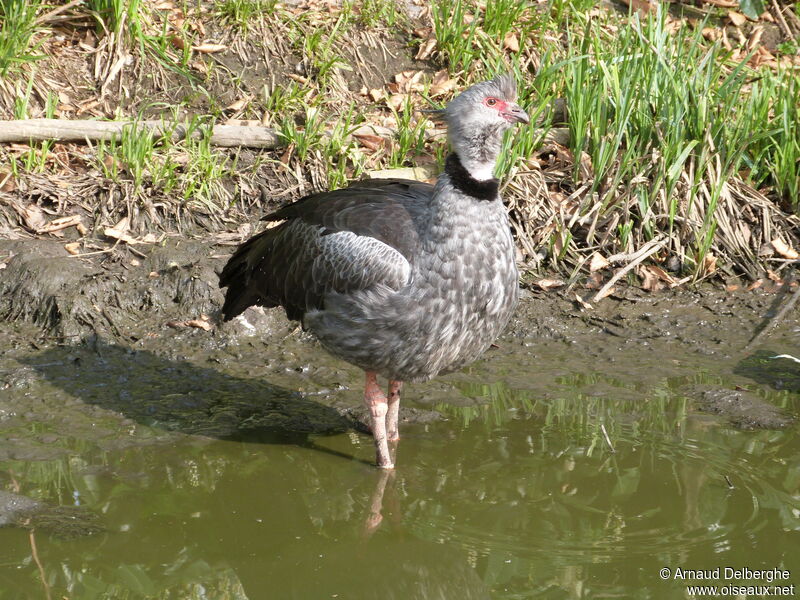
[503,103,529,125]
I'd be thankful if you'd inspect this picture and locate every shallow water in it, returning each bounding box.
[0,320,798,599]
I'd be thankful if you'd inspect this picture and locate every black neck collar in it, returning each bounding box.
[444,153,499,201]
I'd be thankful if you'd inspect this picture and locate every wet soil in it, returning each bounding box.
[0,235,796,443]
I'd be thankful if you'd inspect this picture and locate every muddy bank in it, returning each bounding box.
[0,490,101,539]
[0,235,797,464]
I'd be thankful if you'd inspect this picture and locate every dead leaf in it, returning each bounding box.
[0,170,15,192]
[104,226,138,244]
[415,37,437,61]
[534,278,565,290]
[758,242,775,257]
[225,96,252,112]
[503,31,520,53]
[385,94,407,112]
[639,265,664,292]
[702,253,717,274]
[429,69,456,97]
[770,238,799,260]
[353,133,388,152]
[394,70,424,93]
[22,204,48,232]
[192,43,227,54]
[166,319,212,331]
[104,219,157,245]
[111,216,129,232]
[574,293,594,310]
[585,272,604,290]
[368,88,385,102]
[589,252,609,272]
[648,264,678,285]
[369,165,439,181]
[728,10,747,26]
[623,0,657,13]
[190,59,209,75]
[578,151,593,181]
[37,215,83,234]
[64,242,81,255]
[725,284,739,292]
[595,286,616,301]
[746,279,763,291]
[185,318,212,331]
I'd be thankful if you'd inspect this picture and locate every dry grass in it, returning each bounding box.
[0,0,798,289]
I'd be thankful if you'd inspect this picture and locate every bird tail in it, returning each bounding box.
[218,231,274,321]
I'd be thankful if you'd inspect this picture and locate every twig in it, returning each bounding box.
[29,530,52,600]
[591,238,666,303]
[35,0,83,25]
[771,0,797,43]
[701,0,737,7]
[600,423,615,453]
[745,269,800,350]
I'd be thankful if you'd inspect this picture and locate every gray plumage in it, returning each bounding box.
[219,74,528,466]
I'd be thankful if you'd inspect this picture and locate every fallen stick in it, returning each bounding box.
[0,119,570,150]
[0,119,281,148]
[590,238,666,303]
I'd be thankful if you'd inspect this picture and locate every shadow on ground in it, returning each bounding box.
[18,337,369,458]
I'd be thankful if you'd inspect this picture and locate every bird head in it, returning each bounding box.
[444,73,529,129]
[439,74,529,181]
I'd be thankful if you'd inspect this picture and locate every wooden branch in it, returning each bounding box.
[0,119,569,150]
[0,119,282,148]
[590,238,667,303]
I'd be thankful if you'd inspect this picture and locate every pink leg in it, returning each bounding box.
[362,469,394,538]
[386,380,403,442]
[364,372,393,469]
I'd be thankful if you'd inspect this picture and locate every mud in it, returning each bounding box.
[693,386,793,430]
[0,490,102,538]
[0,235,796,470]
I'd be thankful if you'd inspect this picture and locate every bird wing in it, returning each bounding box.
[219,179,434,322]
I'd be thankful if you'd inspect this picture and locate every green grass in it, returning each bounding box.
[0,0,45,76]
[353,0,404,28]
[92,116,236,216]
[424,0,799,276]
[216,0,278,30]
[540,8,798,270]
[388,94,428,168]
[87,0,143,39]
[285,8,353,86]
[0,0,797,279]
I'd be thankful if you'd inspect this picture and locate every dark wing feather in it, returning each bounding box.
[219,178,433,322]
[264,178,433,260]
